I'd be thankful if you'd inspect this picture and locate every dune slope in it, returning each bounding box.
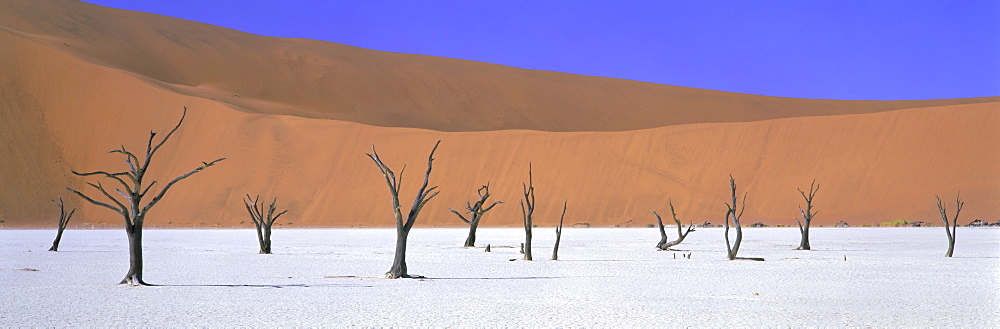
[0,0,995,133]
[0,0,996,228]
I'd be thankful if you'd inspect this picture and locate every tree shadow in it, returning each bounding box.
[152,283,374,288]
[46,250,117,253]
[422,276,563,280]
[323,275,584,281]
[325,275,568,280]
[554,259,647,262]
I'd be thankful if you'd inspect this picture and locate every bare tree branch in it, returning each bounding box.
[66,188,122,215]
[450,209,471,224]
[141,157,225,215]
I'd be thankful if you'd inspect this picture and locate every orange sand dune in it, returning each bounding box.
[0,0,997,229]
[0,0,995,133]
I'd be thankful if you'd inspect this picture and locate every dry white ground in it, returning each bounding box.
[2,227,998,326]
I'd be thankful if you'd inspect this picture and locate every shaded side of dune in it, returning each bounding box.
[0,0,996,133]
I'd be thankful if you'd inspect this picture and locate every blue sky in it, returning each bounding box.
[84,1,999,100]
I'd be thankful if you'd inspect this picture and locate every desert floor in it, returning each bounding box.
[2,227,997,326]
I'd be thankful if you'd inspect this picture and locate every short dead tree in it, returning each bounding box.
[243,194,288,254]
[794,180,820,250]
[367,140,441,278]
[654,200,694,251]
[724,175,763,261]
[450,184,502,247]
[67,107,225,285]
[552,200,567,260]
[48,196,76,251]
[936,193,964,257]
[519,163,536,261]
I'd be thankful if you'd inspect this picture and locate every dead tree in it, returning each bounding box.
[450,184,502,247]
[520,163,535,261]
[936,193,964,257]
[552,200,567,260]
[794,180,820,250]
[367,140,440,278]
[67,107,225,285]
[243,194,288,254]
[654,200,695,250]
[724,175,763,261]
[48,196,76,251]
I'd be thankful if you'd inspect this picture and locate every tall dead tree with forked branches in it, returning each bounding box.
[724,175,763,261]
[67,107,225,285]
[48,196,76,251]
[936,193,964,257]
[243,194,288,254]
[655,200,695,251]
[450,184,502,247]
[367,140,441,278]
[520,163,535,261]
[794,180,820,250]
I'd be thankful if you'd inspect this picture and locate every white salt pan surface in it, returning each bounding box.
[2,227,998,326]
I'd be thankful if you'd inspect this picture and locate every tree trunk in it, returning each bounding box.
[796,224,811,250]
[386,229,410,278]
[48,229,65,252]
[732,220,743,257]
[464,223,478,248]
[262,223,272,254]
[655,212,669,249]
[254,223,267,254]
[552,201,567,260]
[724,212,734,260]
[551,232,561,260]
[120,225,147,285]
[945,232,955,257]
[523,228,533,261]
[944,222,956,257]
